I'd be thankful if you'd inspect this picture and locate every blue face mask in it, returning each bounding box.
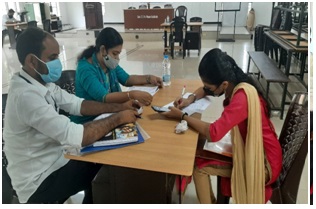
[34,57,63,83]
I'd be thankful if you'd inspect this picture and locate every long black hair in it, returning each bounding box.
[77,27,123,61]
[198,48,271,116]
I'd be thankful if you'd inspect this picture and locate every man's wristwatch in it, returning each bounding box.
[188,93,196,103]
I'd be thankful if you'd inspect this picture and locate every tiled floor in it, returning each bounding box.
[1,26,309,204]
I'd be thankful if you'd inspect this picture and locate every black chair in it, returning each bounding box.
[175,6,188,23]
[43,19,55,37]
[54,70,76,95]
[183,17,202,57]
[164,4,173,8]
[54,70,76,117]
[139,4,147,9]
[169,17,188,59]
[216,91,308,204]
[189,17,202,32]
[27,21,37,27]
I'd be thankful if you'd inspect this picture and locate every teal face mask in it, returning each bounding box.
[34,56,63,83]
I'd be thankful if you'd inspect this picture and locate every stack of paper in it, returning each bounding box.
[127,86,159,96]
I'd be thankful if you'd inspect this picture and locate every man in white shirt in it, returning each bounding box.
[2,8,21,47]
[3,27,141,203]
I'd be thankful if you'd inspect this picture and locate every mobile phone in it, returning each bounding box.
[151,105,170,113]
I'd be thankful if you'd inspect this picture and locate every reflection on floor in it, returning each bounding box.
[1,26,309,204]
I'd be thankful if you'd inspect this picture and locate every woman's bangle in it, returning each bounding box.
[146,75,151,84]
[181,112,188,121]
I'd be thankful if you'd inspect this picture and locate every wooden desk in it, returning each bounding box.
[124,8,174,29]
[264,30,308,104]
[65,79,203,176]
[161,22,203,52]
[4,22,27,49]
[65,79,208,203]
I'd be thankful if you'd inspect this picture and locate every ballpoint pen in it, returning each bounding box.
[181,85,186,97]
[178,85,186,106]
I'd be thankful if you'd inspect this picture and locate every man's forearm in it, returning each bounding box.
[80,100,123,116]
[82,113,123,146]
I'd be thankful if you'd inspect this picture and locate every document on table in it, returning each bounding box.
[127,86,159,96]
[162,92,212,116]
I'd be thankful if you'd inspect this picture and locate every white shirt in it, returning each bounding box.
[2,14,17,30]
[3,70,84,203]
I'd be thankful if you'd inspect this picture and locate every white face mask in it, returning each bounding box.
[103,55,119,70]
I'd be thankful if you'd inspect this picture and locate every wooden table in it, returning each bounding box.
[161,22,203,52]
[124,8,174,30]
[4,22,27,49]
[65,79,207,203]
[264,30,308,104]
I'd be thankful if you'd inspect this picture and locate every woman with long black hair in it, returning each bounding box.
[163,48,282,204]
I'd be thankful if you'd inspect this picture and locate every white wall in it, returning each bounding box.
[103,2,247,24]
[60,2,273,29]
[252,2,273,27]
[60,2,85,28]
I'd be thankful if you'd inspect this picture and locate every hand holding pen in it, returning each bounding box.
[174,85,190,109]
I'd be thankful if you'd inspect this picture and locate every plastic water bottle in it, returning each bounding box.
[166,15,170,23]
[162,55,171,86]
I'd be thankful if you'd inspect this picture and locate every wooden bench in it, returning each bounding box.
[247,51,290,119]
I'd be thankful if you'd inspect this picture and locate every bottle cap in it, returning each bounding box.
[164,55,168,59]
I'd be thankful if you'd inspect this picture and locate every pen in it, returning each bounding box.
[181,85,186,97]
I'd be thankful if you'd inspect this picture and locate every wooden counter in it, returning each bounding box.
[124,8,174,29]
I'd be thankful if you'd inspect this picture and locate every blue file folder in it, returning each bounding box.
[79,128,145,155]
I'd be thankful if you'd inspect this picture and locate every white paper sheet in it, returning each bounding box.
[162,92,212,116]
[127,86,159,96]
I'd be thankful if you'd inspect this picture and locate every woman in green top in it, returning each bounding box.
[72,27,163,124]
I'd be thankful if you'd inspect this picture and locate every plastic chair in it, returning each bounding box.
[43,19,55,37]
[164,4,173,8]
[153,6,161,9]
[27,21,37,27]
[184,17,202,56]
[54,70,76,95]
[216,91,309,204]
[169,17,188,59]
[189,17,202,32]
[175,6,188,23]
[139,4,147,9]
[128,6,136,9]
[269,91,308,204]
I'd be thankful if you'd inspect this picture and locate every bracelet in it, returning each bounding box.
[146,75,151,84]
[188,93,196,103]
[127,91,131,100]
[181,112,188,121]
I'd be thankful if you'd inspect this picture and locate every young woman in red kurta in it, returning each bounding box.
[163,48,282,203]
